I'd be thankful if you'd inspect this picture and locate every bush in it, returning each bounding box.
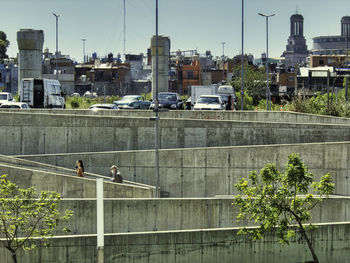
[70,97,80,108]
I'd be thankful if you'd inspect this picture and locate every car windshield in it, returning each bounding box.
[159,94,176,101]
[197,97,220,104]
[122,96,139,101]
[0,94,7,100]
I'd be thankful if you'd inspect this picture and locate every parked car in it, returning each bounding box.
[0,102,31,109]
[0,92,15,106]
[71,92,81,97]
[193,95,225,111]
[149,92,184,110]
[88,104,119,110]
[114,95,151,109]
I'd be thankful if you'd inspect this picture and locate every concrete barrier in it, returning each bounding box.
[2,111,350,155]
[57,196,350,235]
[3,108,350,124]
[0,163,154,198]
[1,222,349,263]
[20,142,350,197]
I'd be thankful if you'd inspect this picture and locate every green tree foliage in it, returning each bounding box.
[234,154,334,263]
[0,175,73,263]
[286,89,350,117]
[0,31,10,59]
[230,62,266,102]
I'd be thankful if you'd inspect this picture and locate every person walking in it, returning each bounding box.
[75,160,85,177]
[110,165,123,183]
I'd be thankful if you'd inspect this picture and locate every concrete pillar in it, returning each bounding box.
[151,35,170,98]
[17,29,44,84]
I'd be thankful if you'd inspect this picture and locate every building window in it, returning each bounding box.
[319,60,324,65]
[186,70,194,80]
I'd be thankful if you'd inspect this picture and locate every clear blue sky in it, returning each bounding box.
[2,0,349,62]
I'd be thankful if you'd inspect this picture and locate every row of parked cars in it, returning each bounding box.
[89,92,229,111]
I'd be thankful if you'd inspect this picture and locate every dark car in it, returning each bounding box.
[149,92,184,110]
[114,95,151,109]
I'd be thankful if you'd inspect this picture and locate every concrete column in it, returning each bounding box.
[151,35,170,98]
[17,29,44,84]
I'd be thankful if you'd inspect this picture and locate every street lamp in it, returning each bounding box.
[241,0,244,110]
[258,12,275,111]
[52,13,61,80]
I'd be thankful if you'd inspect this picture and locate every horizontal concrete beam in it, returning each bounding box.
[20,142,350,197]
[57,196,350,235]
[3,109,350,125]
[1,222,349,263]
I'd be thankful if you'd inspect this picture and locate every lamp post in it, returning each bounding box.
[241,0,244,110]
[82,39,87,63]
[154,0,160,198]
[52,13,60,80]
[258,12,275,111]
[346,27,349,101]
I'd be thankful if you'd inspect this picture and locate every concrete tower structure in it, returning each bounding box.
[283,14,308,69]
[17,29,44,84]
[341,16,350,37]
[151,35,170,97]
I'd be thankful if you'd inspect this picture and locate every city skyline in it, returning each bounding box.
[1,0,350,62]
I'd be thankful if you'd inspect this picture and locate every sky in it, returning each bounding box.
[1,0,350,62]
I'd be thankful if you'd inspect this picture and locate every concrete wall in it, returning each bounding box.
[2,111,350,155]
[57,196,350,235]
[5,109,350,125]
[1,222,349,263]
[20,142,350,197]
[0,163,154,198]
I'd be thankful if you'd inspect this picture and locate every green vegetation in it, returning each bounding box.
[284,88,350,117]
[0,175,73,263]
[230,62,266,103]
[234,153,334,263]
[0,31,10,59]
[65,95,120,109]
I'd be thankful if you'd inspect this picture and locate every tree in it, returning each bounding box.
[0,31,10,59]
[0,175,73,263]
[230,62,266,103]
[234,153,334,263]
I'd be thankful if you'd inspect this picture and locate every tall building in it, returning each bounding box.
[312,16,350,55]
[283,14,309,69]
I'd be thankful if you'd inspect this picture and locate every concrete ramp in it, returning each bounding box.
[0,156,155,198]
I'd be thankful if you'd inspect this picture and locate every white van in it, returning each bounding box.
[19,78,65,108]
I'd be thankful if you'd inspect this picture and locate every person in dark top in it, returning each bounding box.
[110,165,123,183]
[76,160,85,177]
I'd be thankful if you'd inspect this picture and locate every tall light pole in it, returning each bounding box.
[346,27,349,102]
[123,0,126,59]
[52,13,60,80]
[81,39,87,63]
[154,0,160,198]
[258,12,275,111]
[241,0,244,110]
[221,41,226,81]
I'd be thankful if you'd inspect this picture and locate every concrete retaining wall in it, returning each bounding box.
[20,142,350,197]
[2,111,350,155]
[1,222,349,263]
[4,109,350,124]
[58,196,350,235]
[0,163,154,198]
